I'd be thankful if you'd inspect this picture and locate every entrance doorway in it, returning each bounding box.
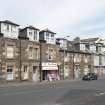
[42,70,60,81]
[23,66,28,80]
[42,70,48,80]
[7,65,13,80]
[32,66,38,81]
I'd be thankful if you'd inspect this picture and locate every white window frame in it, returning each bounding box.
[33,48,39,59]
[34,30,37,40]
[48,48,54,60]
[4,23,9,31]
[29,29,33,36]
[11,25,16,32]
[46,32,50,42]
[29,47,39,59]
[29,47,33,59]
[6,46,14,58]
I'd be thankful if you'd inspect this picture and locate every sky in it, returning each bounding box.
[0,0,105,40]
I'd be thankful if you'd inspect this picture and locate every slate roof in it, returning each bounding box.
[20,25,40,32]
[40,28,56,34]
[0,20,19,26]
[81,37,99,43]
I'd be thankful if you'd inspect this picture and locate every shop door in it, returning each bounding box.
[23,66,28,80]
[7,65,13,80]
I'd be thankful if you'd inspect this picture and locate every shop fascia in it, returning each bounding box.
[42,62,58,70]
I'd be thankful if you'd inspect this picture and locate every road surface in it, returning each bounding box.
[0,79,105,105]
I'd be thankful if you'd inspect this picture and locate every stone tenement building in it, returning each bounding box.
[57,37,105,79]
[0,20,105,82]
[0,20,60,82]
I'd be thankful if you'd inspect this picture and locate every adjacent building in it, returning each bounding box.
[57,37,92,79]
[81,37,105,77]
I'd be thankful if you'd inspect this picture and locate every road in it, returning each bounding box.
[0,79,105,105]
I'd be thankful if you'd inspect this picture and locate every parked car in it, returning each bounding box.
[82,73,98,81]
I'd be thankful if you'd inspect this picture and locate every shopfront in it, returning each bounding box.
[42,62,60,81]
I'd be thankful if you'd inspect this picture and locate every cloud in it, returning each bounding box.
[0,0,105,39]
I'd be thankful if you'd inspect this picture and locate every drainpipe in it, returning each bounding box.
[39,41,42,82]
[39,39,46,82]
[19,39,22,82]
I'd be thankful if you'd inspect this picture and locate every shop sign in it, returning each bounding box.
[42,62,58,70]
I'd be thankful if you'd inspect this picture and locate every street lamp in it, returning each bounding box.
[19,39,22,82]
[62,36,70,80]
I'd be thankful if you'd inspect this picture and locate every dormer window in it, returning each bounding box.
[39,29,56,44]
[0,20,19,39]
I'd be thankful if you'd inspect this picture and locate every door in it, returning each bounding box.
[7,65,13,80]
[32,66,38,81]
[74,65,80,79]
[23,66,28,80]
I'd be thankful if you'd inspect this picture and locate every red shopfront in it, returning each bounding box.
[42,62,60,81]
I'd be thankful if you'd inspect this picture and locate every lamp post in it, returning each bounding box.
[72,49,75,79]
[63,36,70,80]
[19,39,22,82]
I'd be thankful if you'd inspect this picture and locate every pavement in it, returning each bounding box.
[0,78,80,88]
[0,78,105,105]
